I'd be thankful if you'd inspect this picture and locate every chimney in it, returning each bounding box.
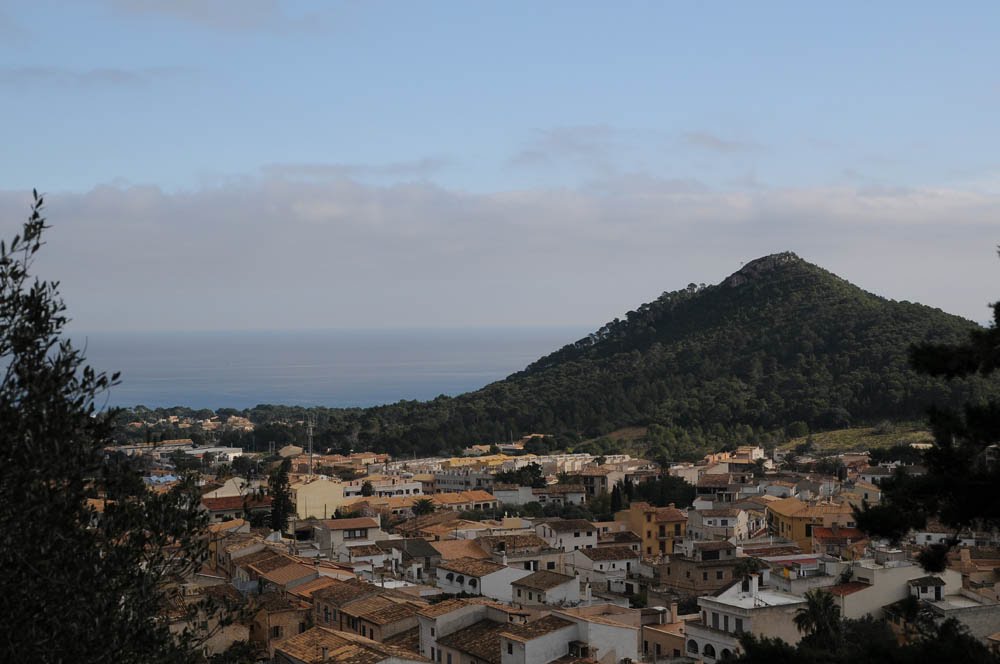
[669,602,678,624]
[749,573,760,598]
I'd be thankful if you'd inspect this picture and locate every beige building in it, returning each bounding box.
[290,476,345,520]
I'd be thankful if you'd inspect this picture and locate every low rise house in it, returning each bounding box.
[313,516,384,558]
[289,476,345,520]
[687,507,750,543]
[648,541,740,595]
[811,525,868,559]
[640,603,689,661]
[200,495,272,523]
[614,502,687,556]
[766,497,856,551]
[535,519,598,552]
[569,546,640,590]
[377,538,442,583]
[475,534,564,573]
[435,557,532,602]
[511,570,580,607]
[685,575,806,662]
[825,557,962,619]
[273,625,427,664]
[249,592,312,658]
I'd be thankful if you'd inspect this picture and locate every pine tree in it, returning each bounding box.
[268,458,293,531]
[0,193,224,662]
[855,273,1000,571]
[610,483,624,513]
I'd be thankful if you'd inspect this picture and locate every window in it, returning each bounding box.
[528,592,533,600]
[517,589,522,597]
[716,570,724,580]
[712,612,719,629]
[646,514,652,522]
[687,640,699,654]
[507,643,513,655]
[735,618,744,634]
[721,519,729,526]
[469,578,477,588]
[587,531,592,536]
[574,532,580,537]
[703,644,716,657]
[299,622,306,634]
[674,524,681,535]
[547,561,556,570]
[656,644,661,656]
[724,615,729,631]
[270,626,283,639]
[703,572,708,581]
[431,648,435,661]
[447,654,452,664]
[431,627,436,637]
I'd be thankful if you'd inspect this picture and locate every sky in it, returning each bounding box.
[1,0,998,331]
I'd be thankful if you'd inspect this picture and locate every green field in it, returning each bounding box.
[780,424,933,455]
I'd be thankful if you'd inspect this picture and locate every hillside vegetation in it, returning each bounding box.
[116,252,997,460]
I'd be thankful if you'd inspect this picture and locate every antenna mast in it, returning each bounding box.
[307,416,315,476]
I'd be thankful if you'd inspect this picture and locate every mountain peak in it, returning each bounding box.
[723,251,804,288]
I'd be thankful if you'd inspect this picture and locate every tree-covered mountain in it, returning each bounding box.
[117,252,997,459]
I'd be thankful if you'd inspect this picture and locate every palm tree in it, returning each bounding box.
[412,498,436,516]
[794,589,841,649]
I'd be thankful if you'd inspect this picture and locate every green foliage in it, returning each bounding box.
[494,462,546,488]
[112,253,996,459]
[856,285,1000,570]
[0,195,219,663]
[360,480,374,496]
[631,475,696,508]
[412,498,436,516]
[268,458,293,532]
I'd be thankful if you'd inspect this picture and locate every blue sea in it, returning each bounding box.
[72,328,589,410]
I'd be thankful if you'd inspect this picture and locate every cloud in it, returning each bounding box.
[105,0,329,33]
[509,125,643,172]
[0,176,997,332]
[261,157,449,181]
[0,66,187,89]
[681,131,763,153]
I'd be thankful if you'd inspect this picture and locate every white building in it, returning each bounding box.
[535,519,598,552]
[685,574,806,662]
[435,557,532,603]
[511,570,581,607]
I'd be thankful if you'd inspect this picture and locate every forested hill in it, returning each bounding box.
[120,252,997,459]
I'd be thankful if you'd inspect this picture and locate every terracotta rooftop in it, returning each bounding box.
[655,506,688,522]
[697,473,735,488]
[812,527,867,542]
[377,538,440,560]
[384,626,421,654]
[288,576,340,600]
[318,517,379,531]
[417,597,470,618]
[361,601,422,626]
[476,534,552,553]
[260,562,317,587]
[502,614,575,642]
[600,531,641,544]
[540,519,596,533]
[536,484,586,494]
[248,553,300,574]
[201,495,272,511]
[511,570,576,591]
[436,619,508,664]
[274,625,428,664]
[693,541,736,552]
[698,508,741,518]
[827,582,869,596]
[430,539,492,561]
[580,545,638,561]
[313,579,380,607]
[347,544,384,557]
[437,557,506,577]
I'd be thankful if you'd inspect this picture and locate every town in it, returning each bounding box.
[102,431,1000,663]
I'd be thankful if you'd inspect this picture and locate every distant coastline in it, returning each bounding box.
[72,327,591,410]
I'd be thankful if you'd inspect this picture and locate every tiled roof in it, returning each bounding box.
[908,576,946,587]
[437,619,508,664]
[433,490,497,505]
[536,484,586,494]
[698,508,741,517]
[313,579,380,607]
[201,495,272,511]
[827,582,869,596]
[437,557,506,577]
[260,562,317,587]
[288,576,340,599]
[476,534,551,553]
[319,517,379,530]
[347,544,385,557]
[654,507,687,522]
[362,601,422,626]
[697,473,735,488]
[274,625,429,664]
[600,531,641,544]
[417,598,470,618]
[812,527,866,542]
[580,546,638,561]
[693,541,736,552]
[502,615,574,642]
[249,553,299,574]
[384,626,421,654]
[233,549,279,568]
[541,519,596,533]
[430,539,492,561]
[377,538,440,560]
[511,570,576,591]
